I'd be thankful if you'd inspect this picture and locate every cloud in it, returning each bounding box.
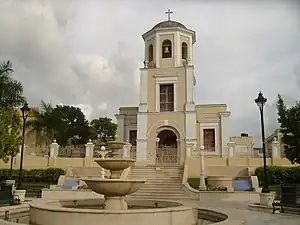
[0,0,300,147]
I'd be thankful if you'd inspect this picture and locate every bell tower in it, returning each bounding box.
[136,10,198,165]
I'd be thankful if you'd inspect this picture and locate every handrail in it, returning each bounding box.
[181,163,200,199]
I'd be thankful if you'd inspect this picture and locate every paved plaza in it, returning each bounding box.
[183,194,300,225]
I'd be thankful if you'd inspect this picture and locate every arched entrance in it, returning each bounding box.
[156,129,179,166]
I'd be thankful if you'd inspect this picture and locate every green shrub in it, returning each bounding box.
[255,166,300,186]
[0,168,65,184]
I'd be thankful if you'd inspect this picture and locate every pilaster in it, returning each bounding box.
[139,69,148,111]
[116,114,125,141]
[185,65,195,105]
[220,112,231,157]
[155,32,160,68]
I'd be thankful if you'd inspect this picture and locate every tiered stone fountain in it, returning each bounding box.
[82,140,146,210]
[28,140,229,225]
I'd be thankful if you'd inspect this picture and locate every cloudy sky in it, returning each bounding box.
[1,0,300,146]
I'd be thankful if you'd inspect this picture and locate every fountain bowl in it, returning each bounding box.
[106,141,128,150]
[82,178,146,196]
[95,158,135,172]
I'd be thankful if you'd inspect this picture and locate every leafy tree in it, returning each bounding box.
[277,94,300,164]
[0,60,25,108]
[50,105,90,146]
[0,108,22,162]
[26,101,55,146]
[90,117,117,142]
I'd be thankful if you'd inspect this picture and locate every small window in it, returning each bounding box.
[148,44,153,62]
[162,40,172,58]
[182,42,188,59]
[159,84,174,112]
[203,129,215,151]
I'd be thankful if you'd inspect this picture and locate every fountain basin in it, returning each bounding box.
[29,198,198,225]
[94,159,135,178]
[82,179,146,196]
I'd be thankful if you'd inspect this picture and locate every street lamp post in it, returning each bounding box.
[254,91,269,193]
[18,102,30,188]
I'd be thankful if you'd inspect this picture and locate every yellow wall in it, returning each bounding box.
[2,155,293,180]
[186,156,294,178]
[146,67,187,112]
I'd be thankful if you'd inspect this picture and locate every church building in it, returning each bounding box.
[115,12,232,166]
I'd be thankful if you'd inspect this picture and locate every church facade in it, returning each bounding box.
[115,18,231,166]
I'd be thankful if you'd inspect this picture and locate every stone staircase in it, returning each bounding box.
[126,166,189,199]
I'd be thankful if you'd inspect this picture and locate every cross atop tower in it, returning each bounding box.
[165,9,173,21]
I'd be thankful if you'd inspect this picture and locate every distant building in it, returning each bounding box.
[229,133,254,156]
[115,17,232,166]
[265,129,285,157]
[14,107,41,155]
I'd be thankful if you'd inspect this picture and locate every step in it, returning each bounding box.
[135,190,185,194]
[142,179,182,183]
[131,192,186,197]
[129,194,188,198]
[129,172,183,176]
[141,184,183,188]
[129,176,182,179]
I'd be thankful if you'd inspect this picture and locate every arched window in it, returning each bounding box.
[182,42,188,59]
[148,44,153,62]
[162,39,172,58]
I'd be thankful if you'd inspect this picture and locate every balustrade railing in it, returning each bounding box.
[58,145,85,158]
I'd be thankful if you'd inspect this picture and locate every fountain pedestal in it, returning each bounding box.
[105,197,128,210]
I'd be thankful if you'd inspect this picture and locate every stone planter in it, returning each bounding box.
[13,189,26,202]
[259,192,275,207]
[206,176,234,192]
[5,179,16,187]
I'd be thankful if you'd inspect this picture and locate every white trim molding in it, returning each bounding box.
[199,122,220,155]
[155,76,178,112]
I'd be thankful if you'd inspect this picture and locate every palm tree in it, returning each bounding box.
[0,60,25,108]
[26,101,55,146]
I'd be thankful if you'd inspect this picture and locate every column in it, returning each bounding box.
[85,139,94,157]
[199,146,207,191]
[220,112,231,157]
[175,32,180,67]
[189,38,193,65]
[116,115,125,141]
[272,137,280,157]
[155,32,160,68]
